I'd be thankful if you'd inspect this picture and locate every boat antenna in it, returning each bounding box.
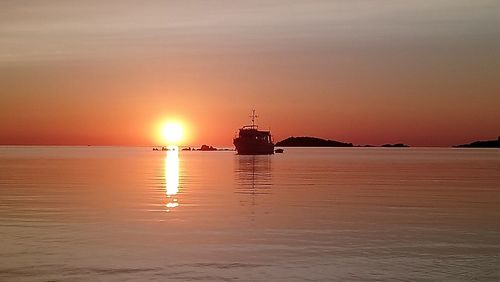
[250,109,258,129]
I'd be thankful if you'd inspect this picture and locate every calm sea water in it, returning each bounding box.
[0,146,499,281]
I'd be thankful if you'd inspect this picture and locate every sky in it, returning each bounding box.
[1,0,499,146]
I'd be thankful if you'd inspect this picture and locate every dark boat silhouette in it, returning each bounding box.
[233,110,274,155]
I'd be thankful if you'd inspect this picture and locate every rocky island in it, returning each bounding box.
[453,137,499,148]
[275,137,353,147]
[381,143,410,148]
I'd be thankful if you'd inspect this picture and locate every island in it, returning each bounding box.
[381,143,410,148]
[453,137,499,148]
[275,136,353,147]
[181,145,223,151]
[198,144,217,151]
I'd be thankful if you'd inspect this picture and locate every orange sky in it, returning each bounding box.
[1,1,499,147]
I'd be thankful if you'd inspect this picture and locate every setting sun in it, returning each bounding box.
[162,122,184,144]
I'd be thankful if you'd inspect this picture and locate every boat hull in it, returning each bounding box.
[233,138,274,155]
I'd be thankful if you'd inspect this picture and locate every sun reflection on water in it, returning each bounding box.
[165,145,179,211]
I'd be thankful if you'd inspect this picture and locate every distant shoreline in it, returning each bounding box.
[275,136,410,148]
[453,137,499,148]
[274,136,500,148]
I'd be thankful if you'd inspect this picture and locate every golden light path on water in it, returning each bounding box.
[165,145,179,211]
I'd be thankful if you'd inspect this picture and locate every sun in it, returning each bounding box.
[161,122,184,144]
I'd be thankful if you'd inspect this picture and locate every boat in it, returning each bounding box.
[233,110,275,155]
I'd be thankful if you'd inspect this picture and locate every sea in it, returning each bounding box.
[0,146,499,281]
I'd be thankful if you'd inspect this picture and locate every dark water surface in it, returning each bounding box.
[1,146,499,281]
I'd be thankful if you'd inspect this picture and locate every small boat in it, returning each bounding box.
[233,110,274,155]
[275,148,284,153]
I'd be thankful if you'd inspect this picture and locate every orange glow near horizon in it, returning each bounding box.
[1,2,499,147]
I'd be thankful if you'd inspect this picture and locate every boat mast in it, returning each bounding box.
[250,109,258,129]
